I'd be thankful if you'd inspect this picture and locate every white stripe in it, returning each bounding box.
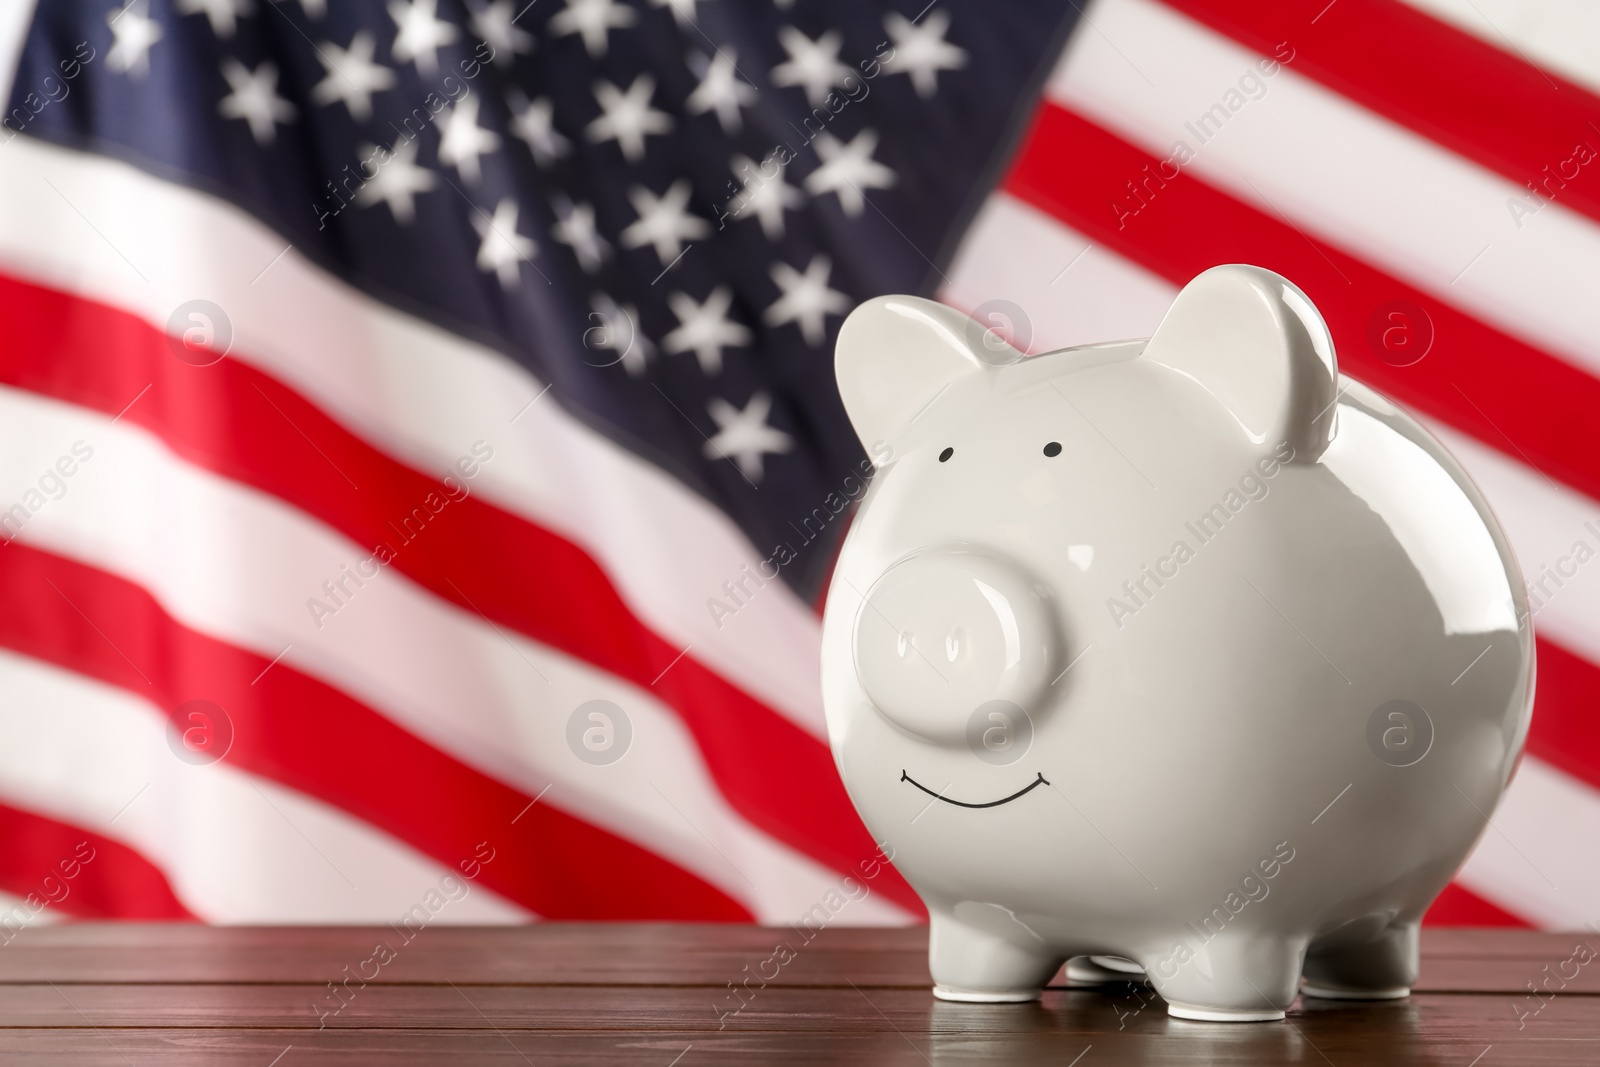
[1423,425,1600,667]
[1046,0,1600,384]
[0,891,65,930]
[0,136,826,744]
[943,193,1173,351]
[0,649,530,924]
[1455,756,1600,930]
[1401,0,1600,98]
[0,386,908,926]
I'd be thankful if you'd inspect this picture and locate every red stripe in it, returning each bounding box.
[1003,102,1600,509]
[1423,882,1531,927]
[0,804,191,921]
[1160,0,1600,229]
[0,541,750,921]
[1526,636,1600,795]
[0,272,920,916]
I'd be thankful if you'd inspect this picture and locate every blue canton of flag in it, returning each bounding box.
[10,0,1076,597]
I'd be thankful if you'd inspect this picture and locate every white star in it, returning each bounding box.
[508,92,570,168]
[665,287,750,375]
[218,59,297,145]
[882,11,967,98]
[472,198,536,289]
[650,0,706,28]
[804,129,895,216]
[687,49,756,135]
[620,180,710,266]
[765,254,850,346]
[311,32,395,121]
[469,0,534,65]
[291,0,326,16]
[354,138,437,224]
[728,152,805,240]
[549,0,635,58]
[176,0,251,38]
[106,3,162,78]
[389,0,459,76]
[704,391,793,482]
[587,74,672,164]
[438,93,501,184]
[552,196,610,273]
[586,292,655,376]
[770,26,852,108]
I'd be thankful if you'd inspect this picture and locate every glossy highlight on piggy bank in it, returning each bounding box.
[820,265,1533,1021]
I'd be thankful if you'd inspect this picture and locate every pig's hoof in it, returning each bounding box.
[1302,921,1419,1000]
[1300,981,1410,1000]
[932,985,1042,1003]
[1066,956,1146,986]
[1146,934,1304,1021]
[1166,1002,1286,1023]
[928,910,1060,1004]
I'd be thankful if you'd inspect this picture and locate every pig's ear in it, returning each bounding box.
[835,295,1008,463]
[1143,265,1338,462]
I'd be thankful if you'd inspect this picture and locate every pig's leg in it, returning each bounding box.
[1065,955,1147,986]
[1300,922,1416,1000]
[928,910,1062,1002]
[1149,934,1307,1021]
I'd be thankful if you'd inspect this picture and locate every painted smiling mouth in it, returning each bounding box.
[900,770,1050,808]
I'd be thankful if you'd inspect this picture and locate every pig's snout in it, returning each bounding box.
[852,548,1063,743]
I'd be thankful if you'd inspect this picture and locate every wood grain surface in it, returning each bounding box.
[0,924,1592,1064]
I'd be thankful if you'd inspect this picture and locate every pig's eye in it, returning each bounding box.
[1043,442,1062,457]
[939,447,953,463]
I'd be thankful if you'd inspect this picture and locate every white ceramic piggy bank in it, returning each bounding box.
[820,265,1533,1021]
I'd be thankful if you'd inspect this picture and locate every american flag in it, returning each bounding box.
[0,0,1590,931]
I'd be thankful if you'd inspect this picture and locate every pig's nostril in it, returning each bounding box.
[853,548,1064,744]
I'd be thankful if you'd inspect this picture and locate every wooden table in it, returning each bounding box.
[0,924,1594,1064]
